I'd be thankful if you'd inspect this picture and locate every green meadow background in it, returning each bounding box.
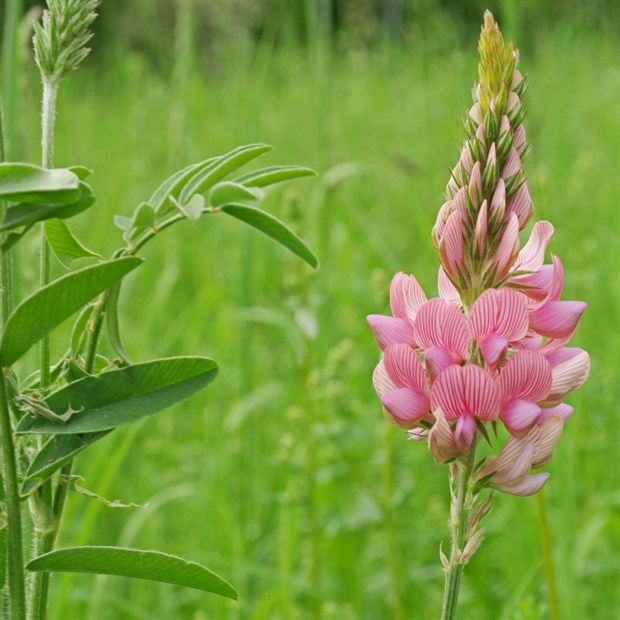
[3,0,619,618]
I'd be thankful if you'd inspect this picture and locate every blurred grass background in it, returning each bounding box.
[2,0,619,618]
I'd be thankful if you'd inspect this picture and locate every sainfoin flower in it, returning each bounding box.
[367,10,589,502]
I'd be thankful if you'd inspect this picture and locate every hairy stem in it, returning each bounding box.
[0,370,26,620]
[441,436,478,620]
[536,491,560,620]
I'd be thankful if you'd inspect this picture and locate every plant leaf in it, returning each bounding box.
[70,304,95,357]
[220,203,317,268]
[27,547,237,599]
[208,181,262,207]
[16,356,219,434]
[0,163,80,204]
[0,257,142,366]
[0,181,95,233]
[179,143,272,204]
[105,281,131,365]
[44,219,101,268]
[235,165,316,188]
[21,432,109,497]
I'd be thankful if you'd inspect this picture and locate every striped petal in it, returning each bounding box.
[507,181,533,229]
[510,264,553,302]
[479,333,508,368]
[501,147,521,179]
[439,211,465,280]
[494,213,520,278]
[438,268,461,305]
[367,315,414,350]
[390,272,427,321]
[431,365,466,419]
[381,388,431,429]
[470,288,528,344]
[372,359,397,397]
[532,416,563,467]
[475,199,488,250]
[545,348,590,404]
[538,403,573,424]
[529,301,586,339]
[428,408,460,464]
[462,365,500,420]
[497,350,553,403]
[495,473,549,496]
[414,298,469,359]
[384,343,429,396]
[490,178,506,220]
[513,221,554,272]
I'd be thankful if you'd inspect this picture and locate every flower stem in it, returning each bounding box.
[536,490,560,620]
[0,369,26,620]
[441,436,478,620]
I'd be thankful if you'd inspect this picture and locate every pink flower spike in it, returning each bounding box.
[538,403,573,424]
[367,315,414,350]
[389,272,428,321]
[431,364,500,422]
[496,473,549,496]
[381,388,431,429]
[493,213,520,278]
[384,344,430,396]
[513,221,554,273]
[544,347,590,404]
[414,298,469,361]
[439,212,465,282]
[529,301,587,339]
[475,199,488,250]
[501,148,521,179]
[507,181,533,229]
[437,268,461,306]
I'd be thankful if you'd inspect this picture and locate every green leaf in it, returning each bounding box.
[179,143,272,204]
[220,203,318,269]
[70,304,95,357]
[27,547,237,599]
[0,181,95,232]
[44,219,101,268]
[16,356,218,434]
[208,181,262,207]
[0,163,80,204]
[105,281,131,365]
[0,257,142,367]
[235,165,316,188]
[171,195,204,222]
[21,432,109,496]
[148,157,217,213]
[67,166,93,180]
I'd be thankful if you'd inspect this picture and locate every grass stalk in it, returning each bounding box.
[536,491,560,620]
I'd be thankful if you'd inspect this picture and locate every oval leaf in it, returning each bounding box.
[0,163,80,204]
[44,219,101,268]
[179,143,272,204]
[0,257,142,366]
[16,356,218,434]
[27,547,237,599]
[235,165,316,188]
[220,203,317,269]
[208,182,262,207]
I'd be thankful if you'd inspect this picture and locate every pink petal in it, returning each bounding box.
[498,115,510,136]
[452,188,468,220]
[529,301,587,339]
[431,365,466,419]
[384,343,429,395]
[381,388,431,428]
[494,213,520,278]
[490,178,506,220]
[425,346,457,382]
[496,473,549,496]
[438,268,461,305]
[470,288,528,343]
[511,70,524,91]
[501,148,521,179]
[506,92,521,115]
[469,161,482,197]
[459,145,474,175]
[480,333,508,368]
[507,181,532,229]
[389,272,428,321]
[469,102,483,125]
[494,441,535,485]
[513,125,526,152]
[501,398,541,434]
[470,288,499,340]
[532,416,563,467]
[439,212,465,280]
[428,408,460,464]
[513,221,554,272]
[433,202,451,245]
[497,350,553,403]
[510,264,553,302]
[454,414,476,449]
[367,315,414,350]
[414,298,469,359]
[475,199,488,251]
[464,364,500,421]
[373,359,397,397]
[538,403,573,424]
[545,348,590,404]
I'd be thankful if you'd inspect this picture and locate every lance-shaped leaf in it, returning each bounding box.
[179,143,272,204]
[0,163,80,204]
[105,281,131,364]
[16,356,218,434]
[208,182,262,207]
[235,165,316,188]
[0,181,95,232]
[21,432,109,496]
[220,203,318,269]
[27,547,237,599]
[44,219,101,268]
[0,257,142,366]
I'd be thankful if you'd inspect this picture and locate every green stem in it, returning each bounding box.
[536,491,560,620]
[441,436,478,620]
[0,370,26,620]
